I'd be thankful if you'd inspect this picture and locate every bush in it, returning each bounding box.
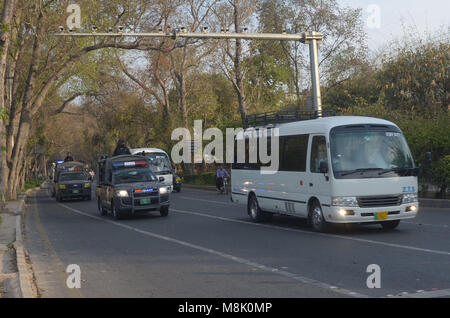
[431,155,450,199]
[183,172,216,186]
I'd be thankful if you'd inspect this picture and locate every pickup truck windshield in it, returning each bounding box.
[60,172,87,181]
[330,130,414,178]
[113,169,157,184]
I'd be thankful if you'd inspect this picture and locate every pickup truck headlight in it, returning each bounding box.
[332,196,359,207]
[159,187,168,195]
[115,190,129,197]
[402,193,418,204]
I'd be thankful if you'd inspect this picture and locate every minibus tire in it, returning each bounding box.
[381,220,400,230]
[248,195,270,223]
[309,201,328,232]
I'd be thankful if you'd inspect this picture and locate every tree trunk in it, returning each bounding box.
[0,0,16,198]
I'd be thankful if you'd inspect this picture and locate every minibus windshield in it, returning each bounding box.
[330,130,415,178]
[145,153,172,175]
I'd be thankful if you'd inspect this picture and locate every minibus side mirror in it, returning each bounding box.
[319,161,328,174]
[159,177,165,182]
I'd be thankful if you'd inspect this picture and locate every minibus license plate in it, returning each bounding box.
[72,190,79,194]
[140,199,151,205]
[375,212,388,220]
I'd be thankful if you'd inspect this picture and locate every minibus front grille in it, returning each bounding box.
[357,195,402,208]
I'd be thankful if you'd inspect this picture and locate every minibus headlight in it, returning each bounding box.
[115,190,129,197]
[159,187,168,195]
[402,193,418,204]
[59,185,66,189]
[84,183,91,188]
[332,196,358,207]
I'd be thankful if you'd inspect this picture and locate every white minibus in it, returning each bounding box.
[231,114,419,232]
[130,148,174,192]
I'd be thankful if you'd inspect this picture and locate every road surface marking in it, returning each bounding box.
[396,288,450,298]
[31,195,84,298]
[180,195,450,230]
[58,203,368,298]
[170,208,450,257]
[179,196,233,206]
[403,221,449,229]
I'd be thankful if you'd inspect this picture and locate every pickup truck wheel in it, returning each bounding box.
[160,206,169,217]
[112,204,122,220]
[98,199,107,216]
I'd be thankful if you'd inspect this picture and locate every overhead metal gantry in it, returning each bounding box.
[55,29,323,114]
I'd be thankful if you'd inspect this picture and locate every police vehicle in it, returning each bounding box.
[96,155,170,220]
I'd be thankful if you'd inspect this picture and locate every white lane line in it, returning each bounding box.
[397,288,450,298]
[179,197,450,229]
[57,203,368,298]
[171,209,450,257]
[178,196,233,206]
[403,221,449,229]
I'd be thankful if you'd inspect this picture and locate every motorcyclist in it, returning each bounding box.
[64,152,74,162]
[113,139,131,156]
[216,165,230,191]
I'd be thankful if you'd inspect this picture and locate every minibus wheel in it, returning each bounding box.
[309,201,328,232]
[381,220,400,230]
[248,194,270,222]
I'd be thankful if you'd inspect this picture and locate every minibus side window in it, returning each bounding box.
[280,134,309,172]
[310,136,328,173]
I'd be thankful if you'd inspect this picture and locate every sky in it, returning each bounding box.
[338,0,450,51]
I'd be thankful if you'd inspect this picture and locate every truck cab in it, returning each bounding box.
[96,155,170,220]
[51,161,90,200]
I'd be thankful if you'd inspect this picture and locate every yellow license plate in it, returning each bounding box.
[375,212,389,220]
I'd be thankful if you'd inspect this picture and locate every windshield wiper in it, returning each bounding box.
[340,168,384,176]
[378,167,415,176]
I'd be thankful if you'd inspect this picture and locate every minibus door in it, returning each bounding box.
[308,135,331,204]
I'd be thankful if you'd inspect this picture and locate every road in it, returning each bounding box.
[24,186,450,298]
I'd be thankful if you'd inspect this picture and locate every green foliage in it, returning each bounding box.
[377,41,449,113]
[183,172,216,186]
[431,155,450,198]
[22,177,46,192]
[0,108,9,120]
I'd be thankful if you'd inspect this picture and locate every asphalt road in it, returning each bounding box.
[24,186,450,298]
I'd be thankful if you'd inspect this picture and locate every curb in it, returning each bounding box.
[183,184,217,192]
[13,216,35,298]
[419,198,450,209]
[12,190,37,298]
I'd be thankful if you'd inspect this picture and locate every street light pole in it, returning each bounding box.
[55,29,323,115]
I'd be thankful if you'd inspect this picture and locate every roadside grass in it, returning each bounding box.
[22,177,46,192]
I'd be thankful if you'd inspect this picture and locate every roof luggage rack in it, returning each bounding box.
[244,110,336,128]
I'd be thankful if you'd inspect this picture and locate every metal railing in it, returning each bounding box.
[244,110,336,128]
